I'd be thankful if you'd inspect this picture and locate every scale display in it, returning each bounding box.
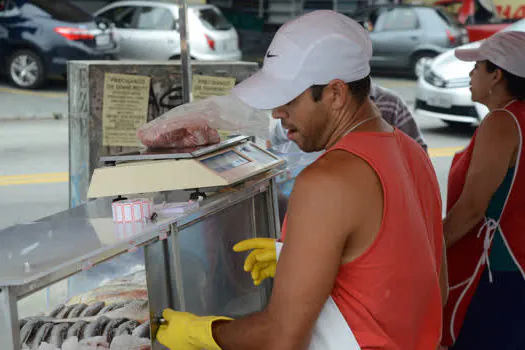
[200,150,250,173]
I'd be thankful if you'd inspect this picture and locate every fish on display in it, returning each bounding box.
[20,319,45,346]
[83,316,111,338]
[31,322,54,348]
[48,305,65,319]
[116,320,141,337]
[79,301,105,317]
[66,320,88,340]
[132,320,151,339]
[54,305,75,319]
[48,323,70,348]
[102,317,129,344]
[67,304,88,319]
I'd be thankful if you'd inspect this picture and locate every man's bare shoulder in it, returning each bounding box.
[292,150,381,205]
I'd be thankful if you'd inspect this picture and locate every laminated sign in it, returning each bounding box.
[192,74,236,101]
[102,73,151,147]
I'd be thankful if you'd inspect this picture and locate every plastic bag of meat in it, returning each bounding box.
[137,116,221,149]
[136,94,271,149]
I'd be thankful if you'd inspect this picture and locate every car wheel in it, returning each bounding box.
[169,55,196,60]
[8,49,45,89]
[412,52,437,79]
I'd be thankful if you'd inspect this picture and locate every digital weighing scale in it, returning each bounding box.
[88,136,285,199]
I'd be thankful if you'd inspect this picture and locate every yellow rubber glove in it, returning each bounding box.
[156,309,233,350]
[233,238,277,286]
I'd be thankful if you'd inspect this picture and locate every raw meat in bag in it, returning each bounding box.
[137,116,220,149]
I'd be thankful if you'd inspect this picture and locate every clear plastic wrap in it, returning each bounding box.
[137,116,220,149]
[137,94,271,149]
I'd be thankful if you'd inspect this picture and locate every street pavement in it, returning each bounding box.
[0,76,475,230]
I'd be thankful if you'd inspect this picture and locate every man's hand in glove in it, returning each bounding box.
[233,238,277,286]
[156,309,232,350]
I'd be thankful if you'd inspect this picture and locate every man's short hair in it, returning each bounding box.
[310,75,372,104]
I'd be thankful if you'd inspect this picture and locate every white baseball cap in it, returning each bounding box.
[455,31,525,78]
[231,10,373,110]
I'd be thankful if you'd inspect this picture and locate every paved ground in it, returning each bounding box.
[0,74,474,231]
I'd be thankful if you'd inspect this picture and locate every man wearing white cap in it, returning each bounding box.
[157,10,445,350]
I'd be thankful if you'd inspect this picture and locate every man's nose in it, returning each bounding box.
[272,109,286,119]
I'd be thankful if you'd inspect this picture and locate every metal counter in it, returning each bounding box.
[0,171,281,349]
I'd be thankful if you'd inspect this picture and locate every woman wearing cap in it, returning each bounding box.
[441,30,525,349]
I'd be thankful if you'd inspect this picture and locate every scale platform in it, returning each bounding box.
[88,136,285,198]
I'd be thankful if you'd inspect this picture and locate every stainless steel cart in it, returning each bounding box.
[0,137,283,349]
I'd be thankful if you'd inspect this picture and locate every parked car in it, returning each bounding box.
[94,1,242,61]
[0,0,118,89]
[434,0,513,42]
[414,18,525,126]
[350,4,469,78]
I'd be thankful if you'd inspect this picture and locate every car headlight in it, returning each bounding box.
[424,68,446,88]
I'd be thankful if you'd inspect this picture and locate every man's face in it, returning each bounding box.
[272,88,332,152]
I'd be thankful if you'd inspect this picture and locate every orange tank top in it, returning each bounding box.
[281,129,443,349]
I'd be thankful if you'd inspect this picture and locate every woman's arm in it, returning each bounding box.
[444,111,519,247]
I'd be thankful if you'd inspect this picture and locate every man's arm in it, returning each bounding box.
[213,155,366,350]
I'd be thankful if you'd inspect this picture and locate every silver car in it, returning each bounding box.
[94,0,242,61]
[415,19,525,126]
[351,5,469,78]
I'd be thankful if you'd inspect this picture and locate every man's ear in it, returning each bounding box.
[328,79,349,109]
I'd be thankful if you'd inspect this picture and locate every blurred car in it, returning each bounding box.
[0,0,118,89]
[94,1,242,61]
[351,4,469,77]
[435,0,514,42]
[414,18,525,126]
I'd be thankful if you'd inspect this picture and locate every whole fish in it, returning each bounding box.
[83,316,111,338]
[55,305,75,319]
[48,299,149,324]
[115,320,140,337]
[99,301,130,315]
[20,319,44,346]
[102,317,128,344]
[48,304,65,318]
[67,304,88,319]
[31,322,54,348]
[66,320,88,340]
[19,318,28,330]
[131,320,151,339]
[48,323,70,348]
[79,301,105,317]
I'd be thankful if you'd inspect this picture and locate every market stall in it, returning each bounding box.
[0,135,284,349]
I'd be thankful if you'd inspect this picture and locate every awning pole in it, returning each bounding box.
[178,0,192,103]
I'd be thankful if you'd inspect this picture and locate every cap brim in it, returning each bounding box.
[454,48,485,62]
[231,70,310,110]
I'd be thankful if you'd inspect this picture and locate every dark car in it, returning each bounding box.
[0,0,118,89]
[350,4,469,77]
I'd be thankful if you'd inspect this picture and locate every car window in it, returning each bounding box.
[196,7,232,31]
[375,8,419,31]
[24,0,93,22]
[435,8,462,27]
[98,6,136,29]
[136,6,175,30]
